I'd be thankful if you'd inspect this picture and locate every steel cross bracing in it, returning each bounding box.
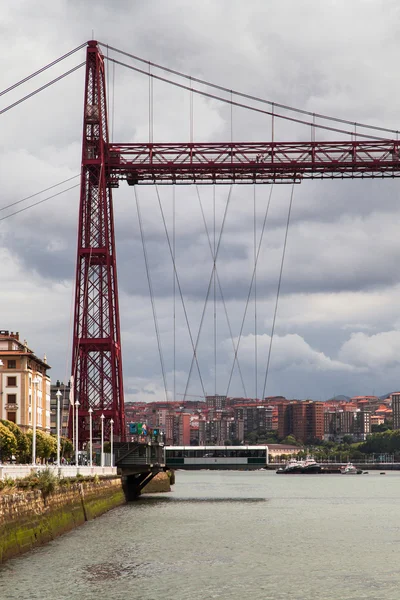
[71,40,400,445]
[106,141,400,185]
[70,41,125,447]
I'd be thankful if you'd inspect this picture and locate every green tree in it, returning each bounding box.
[372,423,391,433]
[265,431,279,444]
[0,422,17,461]
[0,419,29,462]
[282,435,299,446]
[26,430,57,463]
[342,435,354,445]
[60,437,73,458]
[360,430,400,455]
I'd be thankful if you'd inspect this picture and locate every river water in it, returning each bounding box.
[1,470,400,600]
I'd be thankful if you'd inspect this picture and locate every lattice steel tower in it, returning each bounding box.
[69,41,125,446]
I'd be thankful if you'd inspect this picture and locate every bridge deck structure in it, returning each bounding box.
[6,40,400,449]
[114,441,166,498]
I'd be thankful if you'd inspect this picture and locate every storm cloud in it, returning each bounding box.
[1,1,400,401]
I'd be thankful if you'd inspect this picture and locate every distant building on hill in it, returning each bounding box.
[278,400,324,443]
[324,408,371,442]
[391,393,400,430]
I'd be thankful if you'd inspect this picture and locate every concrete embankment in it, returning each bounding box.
[0,477,125,564]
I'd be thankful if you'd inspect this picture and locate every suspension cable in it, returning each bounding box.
[134,186,168,402]
[182,185,233,400]
[195,184,247,397]
[0,43,86,98]
[0,63,85,117]
[154,185,207,398]
[0,184,80,222]
[100,42,399,137]
[213,184,217,396]
[112,60,116,143]
[254,184,258,400]
[261,183,295,399]
[225,184,274,397]
[104,56,386,141]
[0,175,80,213]
[172,186,176,403]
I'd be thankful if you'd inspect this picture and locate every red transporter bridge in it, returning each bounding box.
[69,40,400,447]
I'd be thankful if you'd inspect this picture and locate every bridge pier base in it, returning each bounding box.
[122,472,158,501]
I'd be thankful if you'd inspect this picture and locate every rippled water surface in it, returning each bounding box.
[1,470,400,600]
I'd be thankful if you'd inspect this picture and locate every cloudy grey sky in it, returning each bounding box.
[1,0,400,402]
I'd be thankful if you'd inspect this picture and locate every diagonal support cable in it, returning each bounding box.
[0,63,86,117]
[0,184,80,222]
[262,183,295,399]
[195,185,247,397]
[225,184,274,397]
[181,185,233,400]
[134,187,168,402]
[0,43,86,98]
[154,185,207,398]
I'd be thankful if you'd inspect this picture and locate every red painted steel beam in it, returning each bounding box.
[70,41,125,447]
[107,141,400,184]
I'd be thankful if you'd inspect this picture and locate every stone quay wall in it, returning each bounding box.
[0,477,125,564]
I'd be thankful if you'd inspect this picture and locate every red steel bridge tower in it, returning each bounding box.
[70,41,125,446]
[71,41,400,447]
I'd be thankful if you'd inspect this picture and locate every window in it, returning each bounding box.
[7,412,16,423]
[7,376,17,387]
[7,360,16,369]
[7,394,17,404]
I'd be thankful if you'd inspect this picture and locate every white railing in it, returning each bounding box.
[0,465,117,481]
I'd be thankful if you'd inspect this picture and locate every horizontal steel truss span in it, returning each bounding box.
[106,141,400,184]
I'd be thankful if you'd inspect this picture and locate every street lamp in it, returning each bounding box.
[56,389,62,467]
[88,407,93,467]
[100,413,105,467]
[69,376,75,459]
[32,377,40,466]
[75,400,80,464]
[0,360,3,464]
[110,418,114,468]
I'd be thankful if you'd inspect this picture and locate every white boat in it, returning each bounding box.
[340,462,362,475]
[276,456,322,474]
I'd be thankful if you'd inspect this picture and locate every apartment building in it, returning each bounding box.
[0,330,51,432]
[206,395,227,410]
[392,393,400,430]
[50,380,71,437]
[324,408,371,442]
[278,400,324,443]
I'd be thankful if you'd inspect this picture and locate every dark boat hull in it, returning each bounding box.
[276,465,323,474]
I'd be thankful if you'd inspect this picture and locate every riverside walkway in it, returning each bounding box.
[0,465,117,480]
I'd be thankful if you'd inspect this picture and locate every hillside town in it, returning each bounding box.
[0,329,398,450]
[122,393,396,446]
